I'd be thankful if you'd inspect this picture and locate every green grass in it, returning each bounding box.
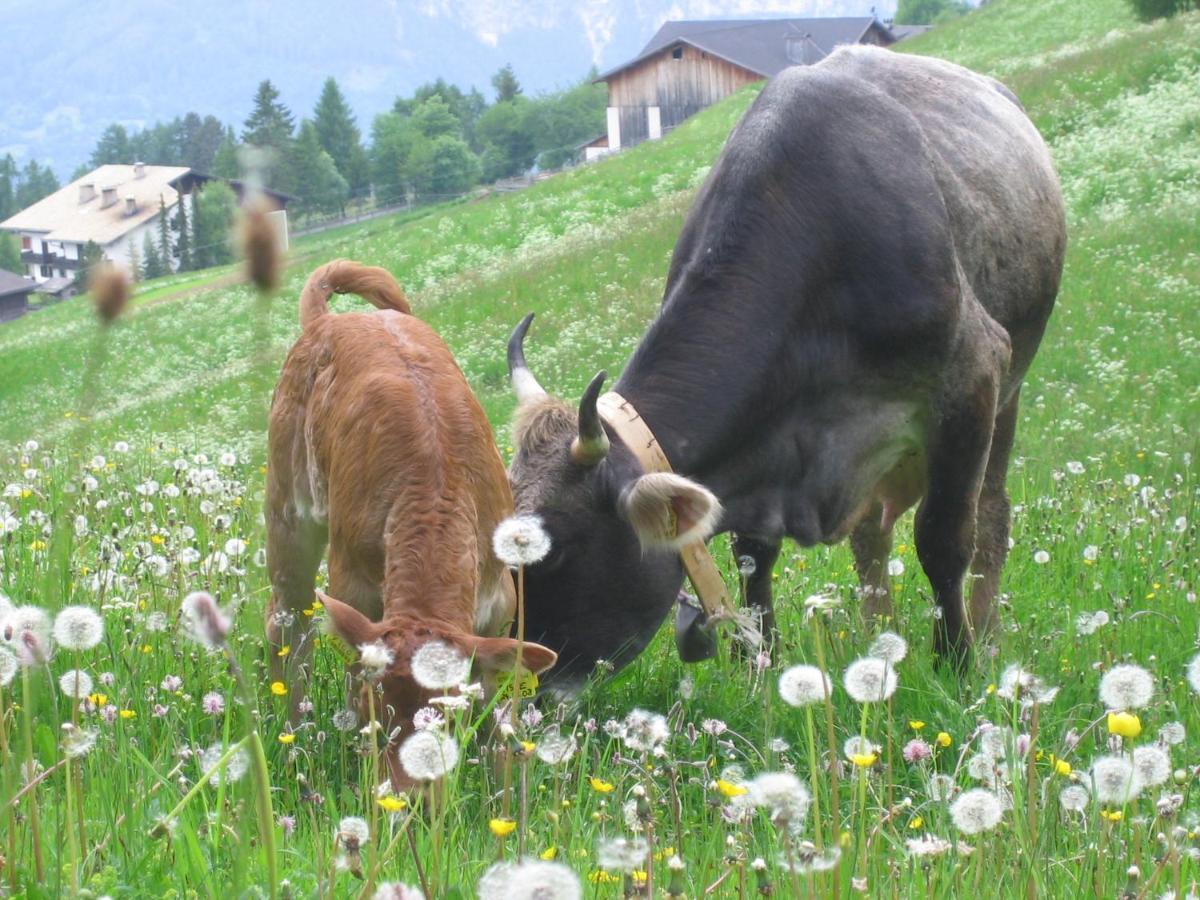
[0,2,1198,896]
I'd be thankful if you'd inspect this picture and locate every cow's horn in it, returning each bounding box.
[571,370,609,465]
[508,313,548,404]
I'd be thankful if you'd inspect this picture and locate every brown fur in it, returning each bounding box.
[266,260,554,786]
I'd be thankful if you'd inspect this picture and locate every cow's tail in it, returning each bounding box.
[299,259,412,329]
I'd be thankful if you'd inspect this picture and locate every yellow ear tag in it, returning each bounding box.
[499,670,540,700]
[324,629,358,665]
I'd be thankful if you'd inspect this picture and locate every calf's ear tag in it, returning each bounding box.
[324,629,359,665]
[499,670,540,699]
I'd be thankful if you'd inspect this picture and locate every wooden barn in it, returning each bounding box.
[594,17,897,154]
[0,268,36,323]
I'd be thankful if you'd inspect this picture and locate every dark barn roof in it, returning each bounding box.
[598,16,895,81]
[0,268,36,299]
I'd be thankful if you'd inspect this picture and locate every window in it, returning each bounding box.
[672,46,683,60]
[40,265,52,277]
[21,236,30,250]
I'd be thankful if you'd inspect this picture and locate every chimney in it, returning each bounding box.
[100,186,118,209]
[79,183,96,204]
[124,196,138,216]
[134,161,146,179]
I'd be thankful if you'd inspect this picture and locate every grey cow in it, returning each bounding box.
[506,45,1067,688]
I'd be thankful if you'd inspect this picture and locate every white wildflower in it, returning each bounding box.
[477,858,581,900]
[1132,745,1170,787]
[1090,755,1141,804]
[843,657,898,703]
[199,742,250,786]
[1059,785,1090,813]
[1098,663,1154,710]
[748,772,811,825]
[411,640,471,690]
[492,515,552,566]
[949,789,1003,835]
[778,664,830,707]
[398,730,459,781]
[621,708,670,752]
[358,641,394,681]
[59,669,93,699]
[867,631,908,664]
[535,728,578,766]
[597,836,649,873]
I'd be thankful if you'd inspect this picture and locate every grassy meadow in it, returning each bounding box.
[1,0,1198,896]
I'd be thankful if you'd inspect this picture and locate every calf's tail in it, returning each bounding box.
[299,259,411,329]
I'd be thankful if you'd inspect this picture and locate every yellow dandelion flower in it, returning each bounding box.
[589,777,615,793]
[87,693,108,707]
[936,732,952,748]
[277,645,291,658]
[1101,809,1123,823]
[850,752,878,768]
[489,818,517,837]
[1055,759,1072,776]
[715,779,748,798]
[519,740,536,754]
[270,681,287,697]
[150,534,165,545]
[986,683,997,695]
[588,871,621,885]
[909,720,926,731]
[540,846,557,860]
[378,796,407,813]
[1107,711,1141,739]
[632,871,648,885]
[908,816,924,829]
[119,709,136,720]
[278,733,295,745]
[141,645,152,654]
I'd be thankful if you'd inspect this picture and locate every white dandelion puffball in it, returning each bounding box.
[3,606,53,665]
[905,834,953,858]
[399,730,460,781]
[199,742,250,787]
[778,664,831,707]
[53,606,105,651]
[843,657,898,703]
[358,641,394,680]
[1186,654,1200,695]
[59,669,94,699]
[373,882,425,900]
[597,836,650,873]
[0,648,16,687]
[621,708,670,752]
[748,771,811,824]
[535,728,578,766]
[337,816,370,847]
[949,788,1003,835]
[996,663,1059,706]
[62,726,98,759]
[1159,722,1186,745]
[180,591,231,650]
[927,774,955,802]
[477,858,582,900]
[411,640,471,690]
[1131,745,1170,787]
[1098,663,1154,710]
[493,515,552,567]
[867,631,908,664]
[1059,785,1090,813]
[1090,755,1141,805]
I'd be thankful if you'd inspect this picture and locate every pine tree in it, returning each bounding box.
[293,120,349,218]
[175,193,192,272]
[141,232,164,280]
[212,127,240,179]
[192,182,237,269]
[491,64,522,103]
[242,80,296,191]
[313,77,369,199]
[158,195,174,274]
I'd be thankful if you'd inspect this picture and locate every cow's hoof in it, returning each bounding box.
[675,593,718,662]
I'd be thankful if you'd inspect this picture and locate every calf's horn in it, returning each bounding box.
[508,313,548,404]
[571,370,610,465]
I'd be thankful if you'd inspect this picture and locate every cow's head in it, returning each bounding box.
[319,591,557,789]
[505,315,722,692]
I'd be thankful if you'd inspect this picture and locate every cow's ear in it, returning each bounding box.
[621,472,722,549]
[467,636,558,676]
[318,590,379,655]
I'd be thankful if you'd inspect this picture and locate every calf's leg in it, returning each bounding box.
[266,504,328,696]
[850,506,894,624]
[968,389,1020,643]
[731,533,782,644]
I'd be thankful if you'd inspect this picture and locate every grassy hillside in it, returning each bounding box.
[0,0,1197,896]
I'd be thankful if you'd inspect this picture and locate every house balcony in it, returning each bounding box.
[20,250,80,269]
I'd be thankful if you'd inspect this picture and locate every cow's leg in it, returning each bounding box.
[968,389,1020,643]
[914,375,999,668]
[266,506,328,697]
[731,533,782,643]
[326,551,384,721]
[850,506,894,624]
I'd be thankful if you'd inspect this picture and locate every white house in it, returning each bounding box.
[0,163,193,285]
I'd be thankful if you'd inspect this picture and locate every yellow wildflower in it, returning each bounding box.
[986,683,997,695]
[588,871,621,885]
[936,732,952,748]
[540,847,557,860]
[119,709,136,720]
[270,681,287,697]
[1101,809,1124,823]
[850,752,878,768]
[1054,759,1072,776]
[715,779,748,798]
[489,818,517,837]
[277,645,291,658]
[87,693,108,707]
[632,871,648,886]
[909,720,926,731]
[377,795,407,813]
[589,777,615,793]
[1107,711,1141,739]
[908,816,924,829]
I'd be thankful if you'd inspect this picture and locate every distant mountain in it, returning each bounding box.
[0,0,895,178]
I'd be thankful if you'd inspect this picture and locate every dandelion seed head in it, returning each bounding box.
[372,883,425,900]
[59,669,93,699]
[843,657,898,703]
[535,727,578,766]
[358,641,395,680]
[778,843,842,874]
[748,771,811,825]
[199,743,249,786]
[905,834,953,857]
[410,640,471,690]
[52,606,104,651]
[597,836,649,873]
[332,709,358,732]
[1059,784,1090,812]
[61,724,98,758]
[2,605,52,665]
[492,515,552,567]
[1132,745,1171,787]
[1098,663,1154,710]
[928,774,955,802]
[398,730,459,781]
[0,648,16,687]
[1159,722,1186,745]
[621,708,670,752]
[477,857,582,899]
[868,631,908,664]
[1090,755,1142,804]
[337,816,370,848]
[1186,654,1200,695]
[949,788,1003,835]
[778,664,830,707]
[180,591,231,650]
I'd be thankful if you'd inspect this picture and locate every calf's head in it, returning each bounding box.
[320,592,557,788]
[506,315,721,691]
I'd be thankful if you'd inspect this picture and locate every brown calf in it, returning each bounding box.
[265,259,555,786]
